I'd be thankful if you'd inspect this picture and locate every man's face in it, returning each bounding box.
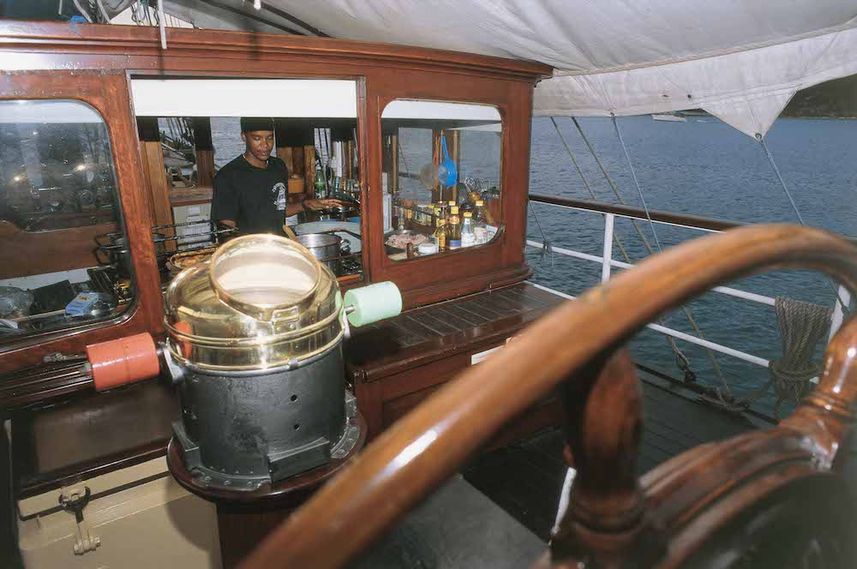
[242,130,275,162]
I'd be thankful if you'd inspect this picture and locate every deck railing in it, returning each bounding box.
[526,194,851,387]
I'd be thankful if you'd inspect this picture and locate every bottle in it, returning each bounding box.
[436,201,448,222]
[448,206,462,249]
[473,199,488,244]
[461,211,476,247]
[314,160,326,198]
[433,208,448,252]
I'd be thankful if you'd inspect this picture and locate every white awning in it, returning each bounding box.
[221,0,857,138]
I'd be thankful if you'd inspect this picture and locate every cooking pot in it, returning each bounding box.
[96,231,167,276]
[295,233,350,275]
[298,203,360,223]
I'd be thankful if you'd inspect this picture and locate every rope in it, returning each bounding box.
[756,133,850,315]
[527,202,554,266]
[756,135,806,225]
[768,297,831,418]
[611,115,664,252]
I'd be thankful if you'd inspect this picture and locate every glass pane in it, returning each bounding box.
[0,100,131,341]
[381,100,502,261]
[157,115,363,279]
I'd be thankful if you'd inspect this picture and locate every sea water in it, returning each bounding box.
[528,116,857,418]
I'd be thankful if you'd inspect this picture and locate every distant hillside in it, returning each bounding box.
[783,75,857,118]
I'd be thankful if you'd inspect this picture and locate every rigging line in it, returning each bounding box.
[527,202,553,265]
[549,118,707,387]
[528,201,549,243]
[756,134,806,225]
[612,114,730,392]
[550,117,633,263]
[571,116,657,255]
[756,133,851,314]
[549,117,596,198]
[611,114,664,252]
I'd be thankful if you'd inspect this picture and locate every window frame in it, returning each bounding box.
[380,100,505,263]
[366,72,534,308]
[0,72,162,373]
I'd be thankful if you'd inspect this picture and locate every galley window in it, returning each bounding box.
[380,100,503,261]
[131,78,363,282]
[0,99,132,341]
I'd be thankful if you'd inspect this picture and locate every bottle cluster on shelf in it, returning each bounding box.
[389,191,497,258]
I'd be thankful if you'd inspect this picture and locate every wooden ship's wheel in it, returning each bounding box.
[241,224,857,568]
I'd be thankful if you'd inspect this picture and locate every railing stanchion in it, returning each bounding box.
[602,213,615,283]
[829,285,851,343]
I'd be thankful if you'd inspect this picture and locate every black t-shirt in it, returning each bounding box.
[211,155,289,235]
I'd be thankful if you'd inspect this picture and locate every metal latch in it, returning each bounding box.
[58,486,101,555]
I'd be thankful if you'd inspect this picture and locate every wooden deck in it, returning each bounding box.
[462,371,759,541]
[351,369,767,567]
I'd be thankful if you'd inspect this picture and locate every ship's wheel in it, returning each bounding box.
[240,224,857,568]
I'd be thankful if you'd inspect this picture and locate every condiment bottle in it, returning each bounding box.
[447,206,462,249]
[433,207,448,251]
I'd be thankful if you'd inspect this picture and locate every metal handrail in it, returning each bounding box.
[526,195,852,374]
[529,193,743,232]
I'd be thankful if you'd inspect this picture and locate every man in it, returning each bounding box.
[211,117,339,235]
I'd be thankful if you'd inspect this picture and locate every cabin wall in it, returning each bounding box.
[0,23,548,376]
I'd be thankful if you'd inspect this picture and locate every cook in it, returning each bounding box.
[211,117,341,236]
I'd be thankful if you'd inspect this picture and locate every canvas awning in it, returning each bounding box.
[156,1,857,137]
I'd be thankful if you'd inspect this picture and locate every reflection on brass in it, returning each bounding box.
[167,246,218,275]
[164,235,343,371]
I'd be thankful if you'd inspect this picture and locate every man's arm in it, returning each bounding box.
[284,198,346,218]
[211,169,240,228]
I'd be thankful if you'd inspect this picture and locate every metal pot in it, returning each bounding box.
[96,230,168,276]
[298,203,360,223]
[295,233,350,275]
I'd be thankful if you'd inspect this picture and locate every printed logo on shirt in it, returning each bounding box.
[272,182,287,211]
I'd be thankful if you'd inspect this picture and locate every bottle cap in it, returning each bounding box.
[463,212,472,218]
[448,201,456,206]
[475,200,484,206]
[450,206,459,215]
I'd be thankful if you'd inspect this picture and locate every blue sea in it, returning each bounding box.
[527,115,857,419]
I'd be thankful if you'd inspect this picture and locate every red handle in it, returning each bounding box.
[86,333,160,391]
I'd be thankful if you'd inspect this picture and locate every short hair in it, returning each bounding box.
[240,117,275,133]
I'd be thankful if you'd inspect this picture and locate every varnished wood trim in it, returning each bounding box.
[0,72,163,373]
[0,22,552,80]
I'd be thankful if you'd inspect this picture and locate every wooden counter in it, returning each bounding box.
[7,283,567,499]
[346,282,566,441]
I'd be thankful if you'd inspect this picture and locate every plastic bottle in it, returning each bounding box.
[461,211,476,247]
[473,199,489,244]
